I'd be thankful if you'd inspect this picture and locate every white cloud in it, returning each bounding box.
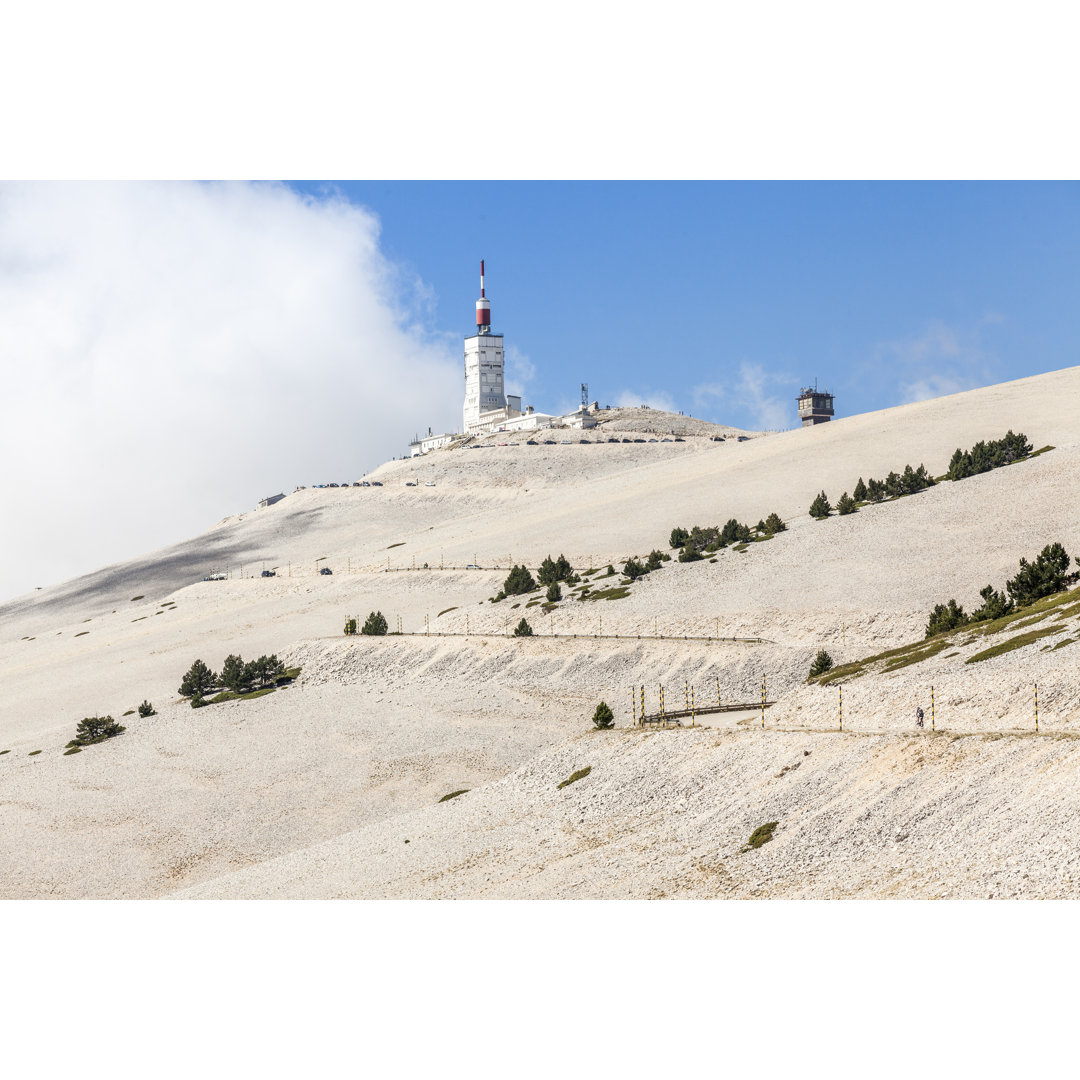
[0,182,460,601]
[613,388,678,413]
[733,362,794,431]
[504,344,536,399]
[874,318,1001,405]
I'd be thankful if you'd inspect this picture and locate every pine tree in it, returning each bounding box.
[179,658,217,698]
[808,650,833,678]
[537,556,558,585]
[670,527,690,549]
[546,582,561,602]
[853,477,867,502]
[836,491,857,515]
[74,715,125,746]
[503,564,537,595]
[866,478,885,502]
[592,701,615,729]
[362,610,389,635]
[221,653,247,692]
[764,512,786,534]
[623,557,647,580]
[513,618,534,637]
[678,545,703,562]
[1005,543,1072,608]
[137,700,155,718]
[809,491,832,519]
[925,599,968,638]
[970,584,1012,622]
[646,549,664,570]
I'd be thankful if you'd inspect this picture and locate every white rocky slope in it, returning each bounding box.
[1,366,1079,898]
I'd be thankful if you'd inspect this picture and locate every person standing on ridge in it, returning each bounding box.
[916,706,925,729]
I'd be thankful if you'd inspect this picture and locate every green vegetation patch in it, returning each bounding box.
[881,637,951,672]
[1049,637,1076,652]
[732,543,750,553]
[63,747,82,755]
[438,789,469,802]
[29,750,42,756]
[437,607,458,617]
[742,821,778,851]
[208,691,239,703]
[557,766,592,790]
[122,709,135,716]
[75,631,89,636]
[130,595,144,601]
[974,588,1079,636]
[1029,445,1054,459]
[239,687,276,700]
[581,586,631,602]
[132,616,147,622]
[0,749,10,754]
[386,542,405,549]
[966,625,1061,664]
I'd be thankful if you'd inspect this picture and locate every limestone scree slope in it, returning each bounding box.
[1,367,1079,898]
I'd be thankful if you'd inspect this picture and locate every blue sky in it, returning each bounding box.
[291,181,1080,431]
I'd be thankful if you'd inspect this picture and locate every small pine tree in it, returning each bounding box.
[190,695,206,709]
[925,599,968,638]
[503,564,537,595]
[646,549,664,570]
[970,584,1012,622]
[606,565,615,576]
[592,701,615,729]
[537,556,559,585]
[853,477,867,502]
[764,512,786,535]
[623,557,647,580]
[178,658,216,698]
[362,610,389,635]
[678,545,703,563]
[137,700,155,718]
[808,650,833,678]
[1005,542,1072,608]
[670,527,690,549]
[809,491,832,519]
[75,715,126,746]
[866,478,885,502]
[546,582,561,602]
[513,618,534,637]
[836,491,857,515]
[220,653,247,692]
[344,618,358,635]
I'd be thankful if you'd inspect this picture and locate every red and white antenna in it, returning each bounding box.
[475,259,491,331]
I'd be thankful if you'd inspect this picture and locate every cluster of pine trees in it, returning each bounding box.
[670,514,785,561]
[178,653,287,705]
[924,542,1077,637]
[946,430,1032,480]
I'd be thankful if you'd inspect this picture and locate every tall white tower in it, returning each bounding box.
[462,259,505,433]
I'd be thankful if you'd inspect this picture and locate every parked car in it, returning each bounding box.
[319,566,333,575]
[526,439,538,445]
[371,481,383,486]
[466,563,481,569]
[361,481,371,487]
[543,439,555,445]
[406,481,417,486]
[424,481,435,487]
[674,437,685,442]
[737,435,749,442]
[329,483,339,487]
[579,438,590,443]
[661,438,672,442]
[352,482,361,487]
[203,572,227,581]
[261,569,276,577]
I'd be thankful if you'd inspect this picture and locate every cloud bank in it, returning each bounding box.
[0,182,459,601]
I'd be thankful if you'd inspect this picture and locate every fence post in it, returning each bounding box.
[425,614,429,635]
[716,676,721,708]
[640,684,644,727]
[691,685,696,727]
[660,685,665,726]
[931,685,935,731]
[466,613,469,637]
[839,684,843,732]
[761,675,766,729]
[1035,682,1039,733]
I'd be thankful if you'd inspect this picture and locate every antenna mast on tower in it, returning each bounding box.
[581,382,589,408]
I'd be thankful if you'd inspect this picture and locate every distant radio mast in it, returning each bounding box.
[581,382,589,408]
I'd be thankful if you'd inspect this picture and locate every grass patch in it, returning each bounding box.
[437,607,458,617]
[130,595,144,601]
[881,638,951,672]
[0,749,10,755]
[966,625,1061,664]
[1029,444,1054,459]
[75,631,89,636]
[63,747,83,755]
[438,789,469,802]
[282,667,301,681]
[122,709,135,716]
[239,687,276,700]
[1049,637,1076,651]
[557,766,592,790]
[742,821,778,851]
[972,587,1080,636]
[29,750,42,756]
[943,651,959,658]
[732,542,749,553]
[581,586,631,602]
[525,600,541,608]
[386,542,405,549]
[207,691,239,703]
[132,616,147,622]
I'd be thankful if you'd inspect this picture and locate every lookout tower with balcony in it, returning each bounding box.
[797,385,835,426]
